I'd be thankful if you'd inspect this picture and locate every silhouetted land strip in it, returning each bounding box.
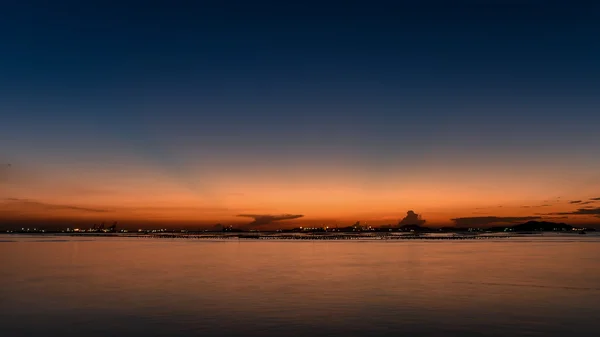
[140,233,512,240]
[2,220,595,236]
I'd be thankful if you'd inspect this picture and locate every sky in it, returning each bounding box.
[1,0,600,229]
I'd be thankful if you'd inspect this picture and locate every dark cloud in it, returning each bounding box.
[398,210,426,226]
[569,200,582,204]
[2,198,109,213]
[552,207,600,216]
[543,216,569,220]
[590,197,600,201]
[580,201,595,205]
[451,216,541,227]
[237,214,303,228]
[520,206,531,208]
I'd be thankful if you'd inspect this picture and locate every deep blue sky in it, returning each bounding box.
[1,1,600,225]
[2,1,599,154]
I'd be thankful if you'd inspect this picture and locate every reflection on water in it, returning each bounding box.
[1,235,599,336]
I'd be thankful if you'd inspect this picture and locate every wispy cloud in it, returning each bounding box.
[590,197,600,201]
[451,216,541,227]
[2,198,110,213]
[569,200,582,204]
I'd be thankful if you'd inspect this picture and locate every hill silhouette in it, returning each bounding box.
[510,221,572,232]
[487,221,598,232]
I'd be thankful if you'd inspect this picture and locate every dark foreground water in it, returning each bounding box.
[1,235,599,337]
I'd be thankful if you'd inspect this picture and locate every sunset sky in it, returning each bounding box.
[1,1,599,228]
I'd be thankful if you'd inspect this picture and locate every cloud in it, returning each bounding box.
[543,216,569,220]
[237,213,303,228]
[580,201,595,205]
[527,204,553,208]
[451,216,541,227]
[2,198,109,213]
[552,207,600,216]
[569,200,582,204]
[398,210,426,226]
[590,197,600,201]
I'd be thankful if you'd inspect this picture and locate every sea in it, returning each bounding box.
[1,234,599,337]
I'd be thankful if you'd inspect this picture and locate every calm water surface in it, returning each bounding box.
[1,235,599,336]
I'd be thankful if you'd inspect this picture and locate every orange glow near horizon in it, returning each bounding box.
[2,156,600,227]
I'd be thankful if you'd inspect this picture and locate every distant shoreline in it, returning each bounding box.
[2,231,597,241]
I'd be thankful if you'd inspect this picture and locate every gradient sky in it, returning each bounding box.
[1,1,600,228]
